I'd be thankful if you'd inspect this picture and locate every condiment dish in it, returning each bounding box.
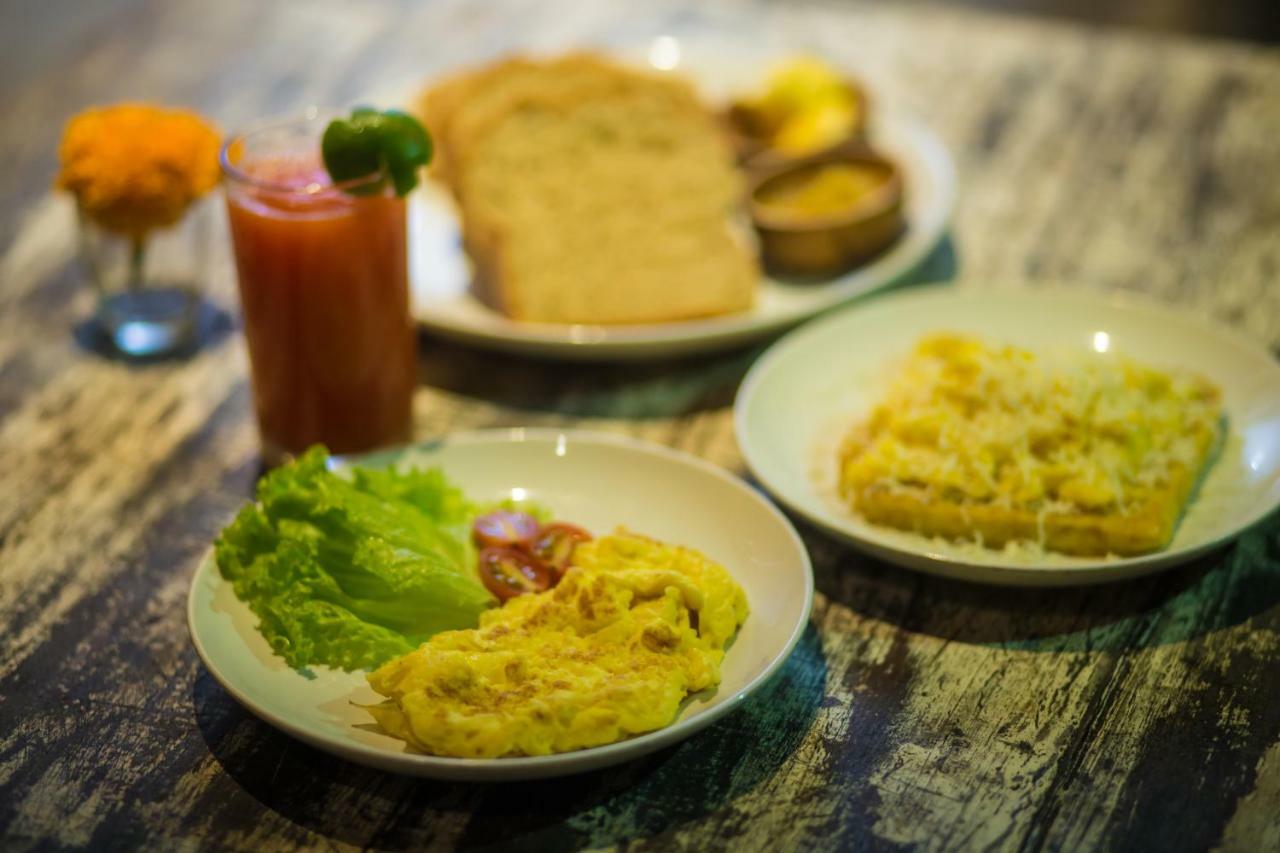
[750,146,905,277]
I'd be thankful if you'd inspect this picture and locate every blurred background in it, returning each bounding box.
[5,0,1278,88]
[3,0,1278,86]
[959,0,1278,43]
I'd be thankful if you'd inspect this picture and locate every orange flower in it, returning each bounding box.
[57,103,221,238]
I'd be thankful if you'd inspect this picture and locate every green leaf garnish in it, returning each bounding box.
[321,107,433,197]
[214,446,493,672]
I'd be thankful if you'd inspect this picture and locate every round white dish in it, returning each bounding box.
[406,48,955,361]
[188,429,814,780]
[734,284,1280,586]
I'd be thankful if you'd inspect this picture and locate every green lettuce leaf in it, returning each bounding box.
[214,446,493,671]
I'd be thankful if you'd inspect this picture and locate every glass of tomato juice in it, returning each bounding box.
[220,109,416,466]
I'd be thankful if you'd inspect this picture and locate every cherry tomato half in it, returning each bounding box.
[472,510,539,550]
[477,546,554,602]
[531,522,592,576]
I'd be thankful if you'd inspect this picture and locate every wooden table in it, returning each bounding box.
[3,0,1279,849]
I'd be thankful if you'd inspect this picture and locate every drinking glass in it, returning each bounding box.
[79,195,212,357]
[220,109,416,466]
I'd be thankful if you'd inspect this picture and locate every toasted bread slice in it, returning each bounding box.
[837,334,1223,556]
[416,54,757,325]
[843,432,1215,555]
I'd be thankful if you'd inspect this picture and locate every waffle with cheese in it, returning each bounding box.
[416,54,757,325]
[838,334,1223,556]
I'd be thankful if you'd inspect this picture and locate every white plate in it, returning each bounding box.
[406,46,955,361]
[734,285,1280,586]
[188,429,813,780]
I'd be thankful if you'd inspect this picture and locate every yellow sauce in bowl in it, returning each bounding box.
[755,161,893,220]
[749,150,905,276]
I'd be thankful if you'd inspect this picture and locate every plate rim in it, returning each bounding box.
[409,106,956,360]
[188,428,815,779]
[733,282,1280,586]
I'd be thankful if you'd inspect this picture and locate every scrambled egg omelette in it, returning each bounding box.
[839,334,1222,555]
[365,530,749,758]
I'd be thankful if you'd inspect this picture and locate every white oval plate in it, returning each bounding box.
[188,429,813,780]
[735,285,1280,586]
[406,46,955,361]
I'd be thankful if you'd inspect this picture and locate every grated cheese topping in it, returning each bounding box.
[840,334,1222,519]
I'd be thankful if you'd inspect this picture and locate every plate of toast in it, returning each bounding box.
[404,47,955,360]
[735,285,1280,585]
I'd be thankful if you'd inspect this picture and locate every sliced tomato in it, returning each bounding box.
[532,522,592,576]
[477,546,554,602]
[471,510,539,550]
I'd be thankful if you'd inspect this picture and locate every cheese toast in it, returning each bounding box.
[837,334,1223,556]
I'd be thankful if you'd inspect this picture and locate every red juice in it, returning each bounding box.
[222,141,415,465]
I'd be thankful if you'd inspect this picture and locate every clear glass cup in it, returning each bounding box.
[78,195,212,357]
[220,109,416,467]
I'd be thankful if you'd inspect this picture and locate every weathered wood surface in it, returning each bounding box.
[2,0,1280,850]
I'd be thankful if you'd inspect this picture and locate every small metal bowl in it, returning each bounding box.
[748,147,905,279]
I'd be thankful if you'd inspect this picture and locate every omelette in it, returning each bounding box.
[365,530,749,758]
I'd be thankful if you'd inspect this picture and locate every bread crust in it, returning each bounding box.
[843,467,1193,556]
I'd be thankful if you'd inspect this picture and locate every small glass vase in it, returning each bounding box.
[77,195,213,358]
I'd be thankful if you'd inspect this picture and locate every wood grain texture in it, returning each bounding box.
[1,0,1279,850]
